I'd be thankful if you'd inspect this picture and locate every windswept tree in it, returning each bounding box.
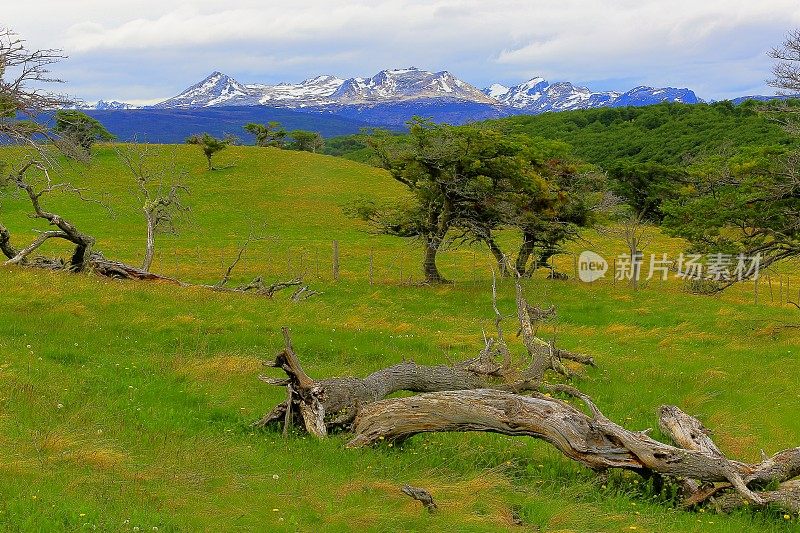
[0,29,168,279]
[662,31,800,281]
[53,109,115,154]
[244,121,287,147]
[506,160,600,278]
[0,28,66,144]
[289,130,324,153]
[352,119,596,282]
[354,120,512,283]
[185,132,231,170]
[117,146,190,272]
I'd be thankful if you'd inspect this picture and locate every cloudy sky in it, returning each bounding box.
[6,0,800,104]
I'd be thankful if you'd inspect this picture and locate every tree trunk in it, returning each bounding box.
[631,246,640,290]
[486,236,509,277]
[67,231,95,272]
[255,349,519,431]
[423,239,447,284]
[142,213,155,272]
[347,390,800,513]
[515,233,535,276]
[0,223,18,260]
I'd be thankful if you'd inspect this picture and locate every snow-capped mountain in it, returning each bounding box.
[153,71,258,108]
[71,99,138,110]
[93,100,138,110]
[329,68,496,104]
[152,68,497,109]
[251,75,345,106]
[87,68,715,130]
[611,86,701,107]
[482,77,698,112]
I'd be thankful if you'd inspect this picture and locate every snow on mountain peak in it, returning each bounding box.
[483,77,698,113]
[145,68,702,113]
[486,84,510,98]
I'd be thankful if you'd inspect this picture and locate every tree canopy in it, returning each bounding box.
[244,121,287,147]
[186,132,232,170]
[352,118,598,282]
[53,109,115,152]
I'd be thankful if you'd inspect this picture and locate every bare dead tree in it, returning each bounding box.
[597,195,653,290]
[116,145,189,272]
[1,159,97,270]
[766,29,800,135]
[199,233,316,299]
[0,28,69,145]
[769,29,800,95]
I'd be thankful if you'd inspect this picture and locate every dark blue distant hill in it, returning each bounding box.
[315,99,510,127]
[728,94,800,105]
[50,107,374,144]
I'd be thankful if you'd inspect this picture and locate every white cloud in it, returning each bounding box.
[4,0,800,101]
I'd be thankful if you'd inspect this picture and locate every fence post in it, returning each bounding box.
[768,274,774,303]
[332,240,339,281]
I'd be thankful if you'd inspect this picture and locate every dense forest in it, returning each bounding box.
[325,100,800,168]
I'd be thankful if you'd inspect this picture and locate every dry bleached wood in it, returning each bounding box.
[401,485,437,513]
[255,277,594,433]
[255,277,800,517]
[346,389,800,513]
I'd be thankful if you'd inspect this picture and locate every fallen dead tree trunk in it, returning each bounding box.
[253,276,800,517]
[346,389,800,513]
[254,309,594,436]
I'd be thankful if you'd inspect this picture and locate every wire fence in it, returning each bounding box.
[136,237,800,308]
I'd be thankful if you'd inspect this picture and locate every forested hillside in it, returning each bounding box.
[325,100,800,168]
[485,100,799,168]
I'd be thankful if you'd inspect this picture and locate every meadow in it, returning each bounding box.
[1,144,799,532]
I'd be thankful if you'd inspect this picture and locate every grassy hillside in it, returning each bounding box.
[1,145,799,532]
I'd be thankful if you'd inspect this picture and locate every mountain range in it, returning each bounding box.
[73,68,793,142]
[89,67,703,114]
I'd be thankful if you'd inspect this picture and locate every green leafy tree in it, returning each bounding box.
[663,31,800,282]
[185,133,231,170]
[663,144,800,281]
[506,158,600,277]
[353,119,596,282]
[243,121,287,147]
[289,130,324,153]
[53,109,115,152]
[606,162,687,221]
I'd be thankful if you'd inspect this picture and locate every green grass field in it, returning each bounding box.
[1,144,799,532]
